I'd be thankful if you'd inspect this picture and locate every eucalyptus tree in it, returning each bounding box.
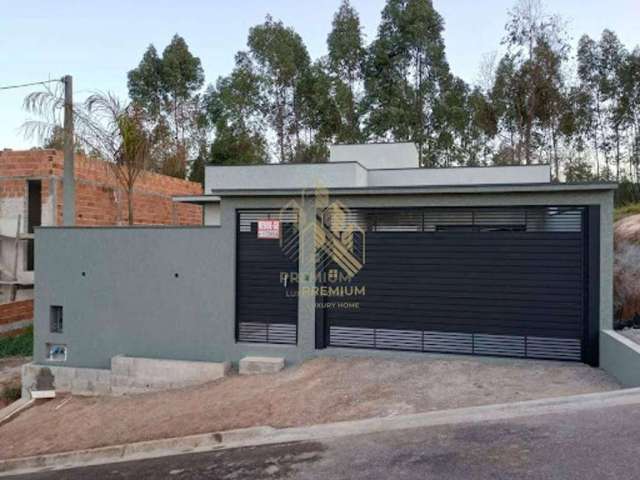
[364,0,451,166]
[490,54,526,164]
[295,60,341,162]
[203,52,269,166]
[532,39,570,177]
[128,34,204,177]
[247,16,311,162]
[503,0,567,165]
[327,0,365,143]
[563,157,594,183]
[468,87,498,165]
[619,48,640,179]
[577,34,606,176]
[599,30,628,179]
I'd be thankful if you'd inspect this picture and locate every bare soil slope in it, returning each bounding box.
[614,214,640,321]
[0,356,618,460]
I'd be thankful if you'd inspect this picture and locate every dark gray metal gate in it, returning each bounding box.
[320,206,594,363]
[236,210,298,344]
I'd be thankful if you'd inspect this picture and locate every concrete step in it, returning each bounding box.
[239,356,285,375]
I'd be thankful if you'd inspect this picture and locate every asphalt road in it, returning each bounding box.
[8,403,640,480]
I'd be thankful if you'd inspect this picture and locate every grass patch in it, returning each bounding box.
[615,203,640,222]
[0,326,33,359]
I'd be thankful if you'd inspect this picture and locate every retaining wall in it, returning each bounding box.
[600,330,640,387]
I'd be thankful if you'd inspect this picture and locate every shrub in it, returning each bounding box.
[615,180,640,208]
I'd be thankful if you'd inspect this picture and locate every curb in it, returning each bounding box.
[2,387,640,477]
[0,399,34,428]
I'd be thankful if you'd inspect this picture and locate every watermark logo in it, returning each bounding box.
[278,184,366,279]
[272,183,366,311]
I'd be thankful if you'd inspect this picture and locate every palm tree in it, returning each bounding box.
[23,88,151,225]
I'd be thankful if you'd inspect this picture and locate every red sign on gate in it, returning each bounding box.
[257,220,281,239]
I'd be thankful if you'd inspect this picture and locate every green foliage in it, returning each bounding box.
[327,0,365,143]
[188,141,207,184]
[494,0,570,168]
[297,61,341,146]
[563,158,594,183]
[203,51,269,167]
[0,327,33,359]
[209,126,268,166]
[364,0,450,166]
[247,16,311,163]
[115,1,640,177]
[615,179,640,207]
[615,203,640,222]
[42,125,65,149]
[128,35,204,178]
[161,35,205,101]
[575,30,639,181]
[127,45,164,117]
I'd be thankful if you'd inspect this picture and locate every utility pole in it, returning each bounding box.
[62,75,75,226]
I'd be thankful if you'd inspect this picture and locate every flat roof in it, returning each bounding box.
[174,182,617,203]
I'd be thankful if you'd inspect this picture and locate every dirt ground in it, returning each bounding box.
[0,356,620,460]
[0,356,30,408]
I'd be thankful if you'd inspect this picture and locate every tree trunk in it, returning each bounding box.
[615,126,621,180]
[593,133,600,178]
[277,87,285,163]
[552,129,559,180]
[292,84,300,158]
[417,51,424,167]
[127,185,134,226]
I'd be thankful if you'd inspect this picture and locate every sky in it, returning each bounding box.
[1,0,639,150]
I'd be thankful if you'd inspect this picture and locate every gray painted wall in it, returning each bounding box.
[204,203,221,226]
[329,143,419,169]
[600,330,640,387]
[205,163,368,193]
[35,188,614,369]
[367,165,550,187]
[204,163,551,193]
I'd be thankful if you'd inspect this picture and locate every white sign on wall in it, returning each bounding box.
[257,220,281,239]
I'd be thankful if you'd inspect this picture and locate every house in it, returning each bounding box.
[0,149,202,323]
[27,142,638,394]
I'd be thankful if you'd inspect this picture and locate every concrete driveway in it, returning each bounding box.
[0,355,619,460]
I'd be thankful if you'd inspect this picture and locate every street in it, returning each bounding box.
[8,402,640,479]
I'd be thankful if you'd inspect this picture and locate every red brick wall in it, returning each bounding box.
[0,300,33,326]
[0,149,202,226]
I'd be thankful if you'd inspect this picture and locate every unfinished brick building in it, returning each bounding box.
[0,149,202,311]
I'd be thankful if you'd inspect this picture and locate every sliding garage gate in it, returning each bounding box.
[236,210,299,345]
[318,206,598,364]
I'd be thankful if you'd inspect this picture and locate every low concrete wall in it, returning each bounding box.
[110,355,229,393]
[22,356,230,397]
[21,363,111,398]
[600,330,640,387]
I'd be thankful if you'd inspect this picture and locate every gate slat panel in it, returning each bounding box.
[325,207,586,362]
